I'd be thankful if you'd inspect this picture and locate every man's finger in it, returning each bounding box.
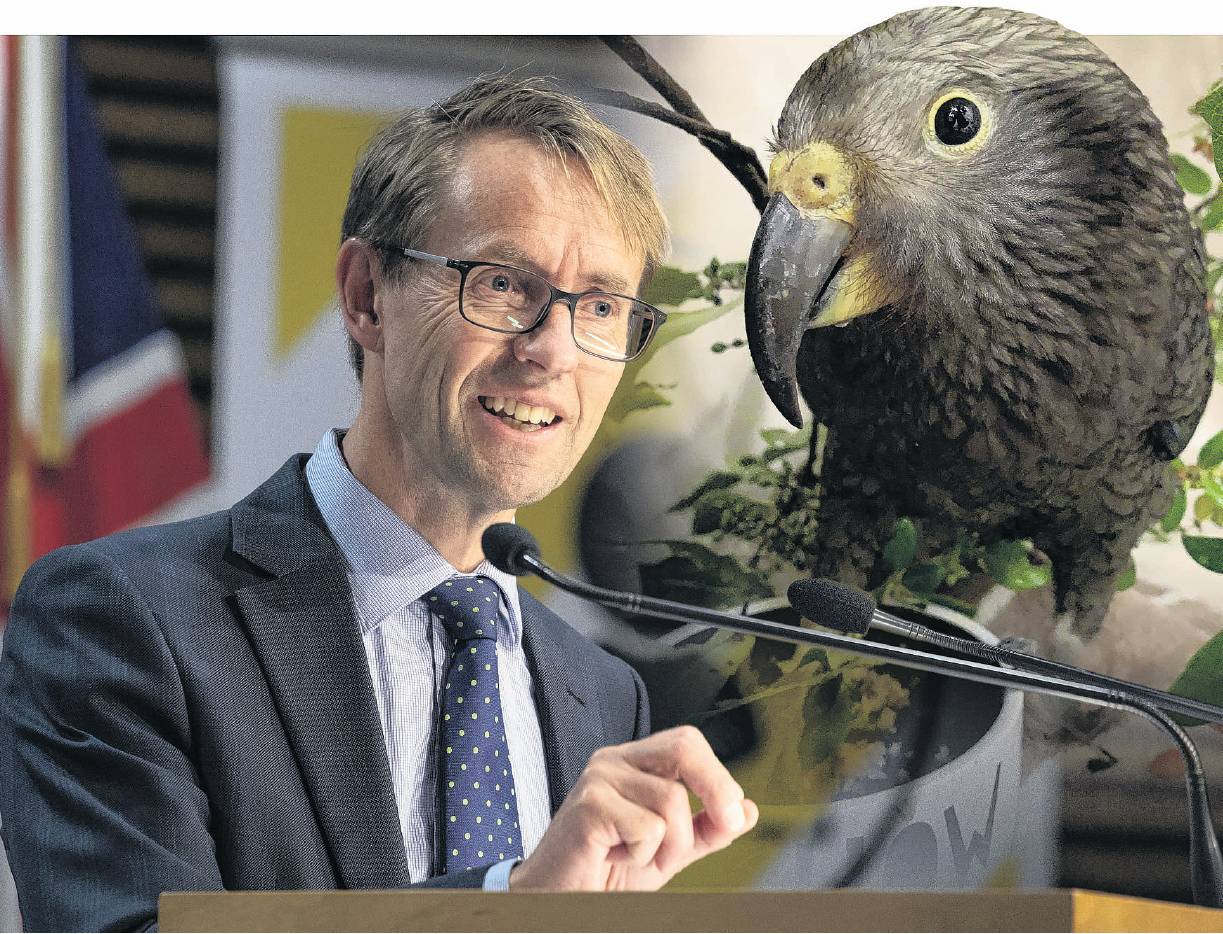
[575,783,667,869]
[617,726,745,834]
[603,765,696,877]
[690,797,760,863]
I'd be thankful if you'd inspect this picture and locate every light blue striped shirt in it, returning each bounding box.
[304,429,549,889]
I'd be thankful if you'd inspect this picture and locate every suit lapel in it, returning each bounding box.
[518,592,606,814]
[230,457,410,889]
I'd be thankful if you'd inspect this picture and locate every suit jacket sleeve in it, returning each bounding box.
[0,543,222,931]
[0,544,491,932]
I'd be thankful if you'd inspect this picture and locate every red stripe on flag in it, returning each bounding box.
[28,377,208,560]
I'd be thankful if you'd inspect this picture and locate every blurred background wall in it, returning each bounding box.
[0,30,1221,917]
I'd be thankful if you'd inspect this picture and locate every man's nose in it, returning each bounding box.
[513,299,582,374]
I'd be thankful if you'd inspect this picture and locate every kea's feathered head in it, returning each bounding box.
[748,6,1196,426]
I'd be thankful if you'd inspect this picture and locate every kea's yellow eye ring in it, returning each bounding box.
[924,88,992,159]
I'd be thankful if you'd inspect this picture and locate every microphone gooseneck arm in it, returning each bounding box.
[867,605,1223,727]
[516,551,1223,908]
[526,552,1152,706]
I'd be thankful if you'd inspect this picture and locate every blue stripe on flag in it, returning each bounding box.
[64,39,163,383]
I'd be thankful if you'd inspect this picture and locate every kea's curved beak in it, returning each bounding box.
[746,192,852,428]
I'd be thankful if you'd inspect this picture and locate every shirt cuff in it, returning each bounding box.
[482,857,521,891]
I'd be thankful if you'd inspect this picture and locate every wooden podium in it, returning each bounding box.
[158,889,1223,932]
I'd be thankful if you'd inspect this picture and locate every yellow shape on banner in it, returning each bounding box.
[274,107,389,357]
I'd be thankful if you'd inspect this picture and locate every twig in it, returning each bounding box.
[580,88,740,151]
[1191,188,1219,221]
[596,36,770,214]
[598,35,711,124]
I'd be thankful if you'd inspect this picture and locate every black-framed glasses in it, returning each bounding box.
[382,245,668,363]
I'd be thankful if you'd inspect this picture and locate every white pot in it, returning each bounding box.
[740,598,1027,890]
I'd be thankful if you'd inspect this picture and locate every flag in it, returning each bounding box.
[1,35,18,604]
[1,37,209,613]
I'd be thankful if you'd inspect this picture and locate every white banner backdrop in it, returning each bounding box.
[213,53,453,506]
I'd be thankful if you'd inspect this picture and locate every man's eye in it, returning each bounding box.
[593,301,613,318]
[491,275,512,292]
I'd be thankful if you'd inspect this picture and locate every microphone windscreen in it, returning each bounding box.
[481,523,541,576]
[787,578,874,635]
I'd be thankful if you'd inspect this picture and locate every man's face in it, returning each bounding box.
[374,132,645,513]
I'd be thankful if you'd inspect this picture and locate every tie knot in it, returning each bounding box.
[424,576,503,642]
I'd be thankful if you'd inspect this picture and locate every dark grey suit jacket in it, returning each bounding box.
[0,455,649,932]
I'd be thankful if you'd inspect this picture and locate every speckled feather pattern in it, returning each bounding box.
[772,7,1213,637]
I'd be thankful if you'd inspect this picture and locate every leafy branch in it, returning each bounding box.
[605,258,749,423]
[1178,80,1223,380]
[1159,430,1223,573]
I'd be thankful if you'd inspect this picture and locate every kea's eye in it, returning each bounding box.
[925,88,991,158]
[934,97,980,145]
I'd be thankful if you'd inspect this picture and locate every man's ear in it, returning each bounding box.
[336,239,385,355]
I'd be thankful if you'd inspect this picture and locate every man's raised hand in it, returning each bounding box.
[508,725,759,891]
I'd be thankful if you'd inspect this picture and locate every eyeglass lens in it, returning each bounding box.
[461,264,655,360]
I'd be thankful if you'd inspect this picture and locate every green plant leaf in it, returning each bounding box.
[711,260,747,288]
[1191,82,1223,177]
[1194,81,1223,134]
[638,540,773,609]
[1194,493,1216,524]
[1183,536,1223,572]
[605,380,674,422]
[642,267,700,307]
[669,470,742,512]
[1173,154,1213,196]
[1161,486,1188,532]
[647,296,744,356]
[699,667,838,719]
[760,425,813,464]
[739,462,784,488]
[1206,474,1223,509]
[1203,199,1223,232]
[902,561,946,596]
[760,428,795,447]
[882,518,918,572]
[1169,628,1223,726]
[691,501,722,536]
[798,674,854,768]
[984,539,1052,591]
[1206,262,1223,296]
[692,491,770,536]
[1199,430,1223,469]
[799,648,829,669]
[1115,561,1136,592]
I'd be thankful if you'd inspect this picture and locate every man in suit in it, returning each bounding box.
[0,76,759,931]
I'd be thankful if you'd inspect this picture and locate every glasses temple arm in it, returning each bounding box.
[399,247,454,269]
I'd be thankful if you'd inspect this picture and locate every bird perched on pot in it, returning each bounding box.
[745,6,1213,653]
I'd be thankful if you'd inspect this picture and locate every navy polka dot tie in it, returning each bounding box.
[425,576,523,873]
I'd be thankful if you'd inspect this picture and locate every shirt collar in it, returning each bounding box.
[304,428,523,641]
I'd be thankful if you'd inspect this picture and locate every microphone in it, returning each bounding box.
[483,522,1223,907]
[481,522,541,576]
[785,577,874,636]
[787,578,1223,727]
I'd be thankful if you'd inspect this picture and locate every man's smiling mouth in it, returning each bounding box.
[478,395,560,433]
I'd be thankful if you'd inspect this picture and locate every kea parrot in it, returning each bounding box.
[744,6,1214,652]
